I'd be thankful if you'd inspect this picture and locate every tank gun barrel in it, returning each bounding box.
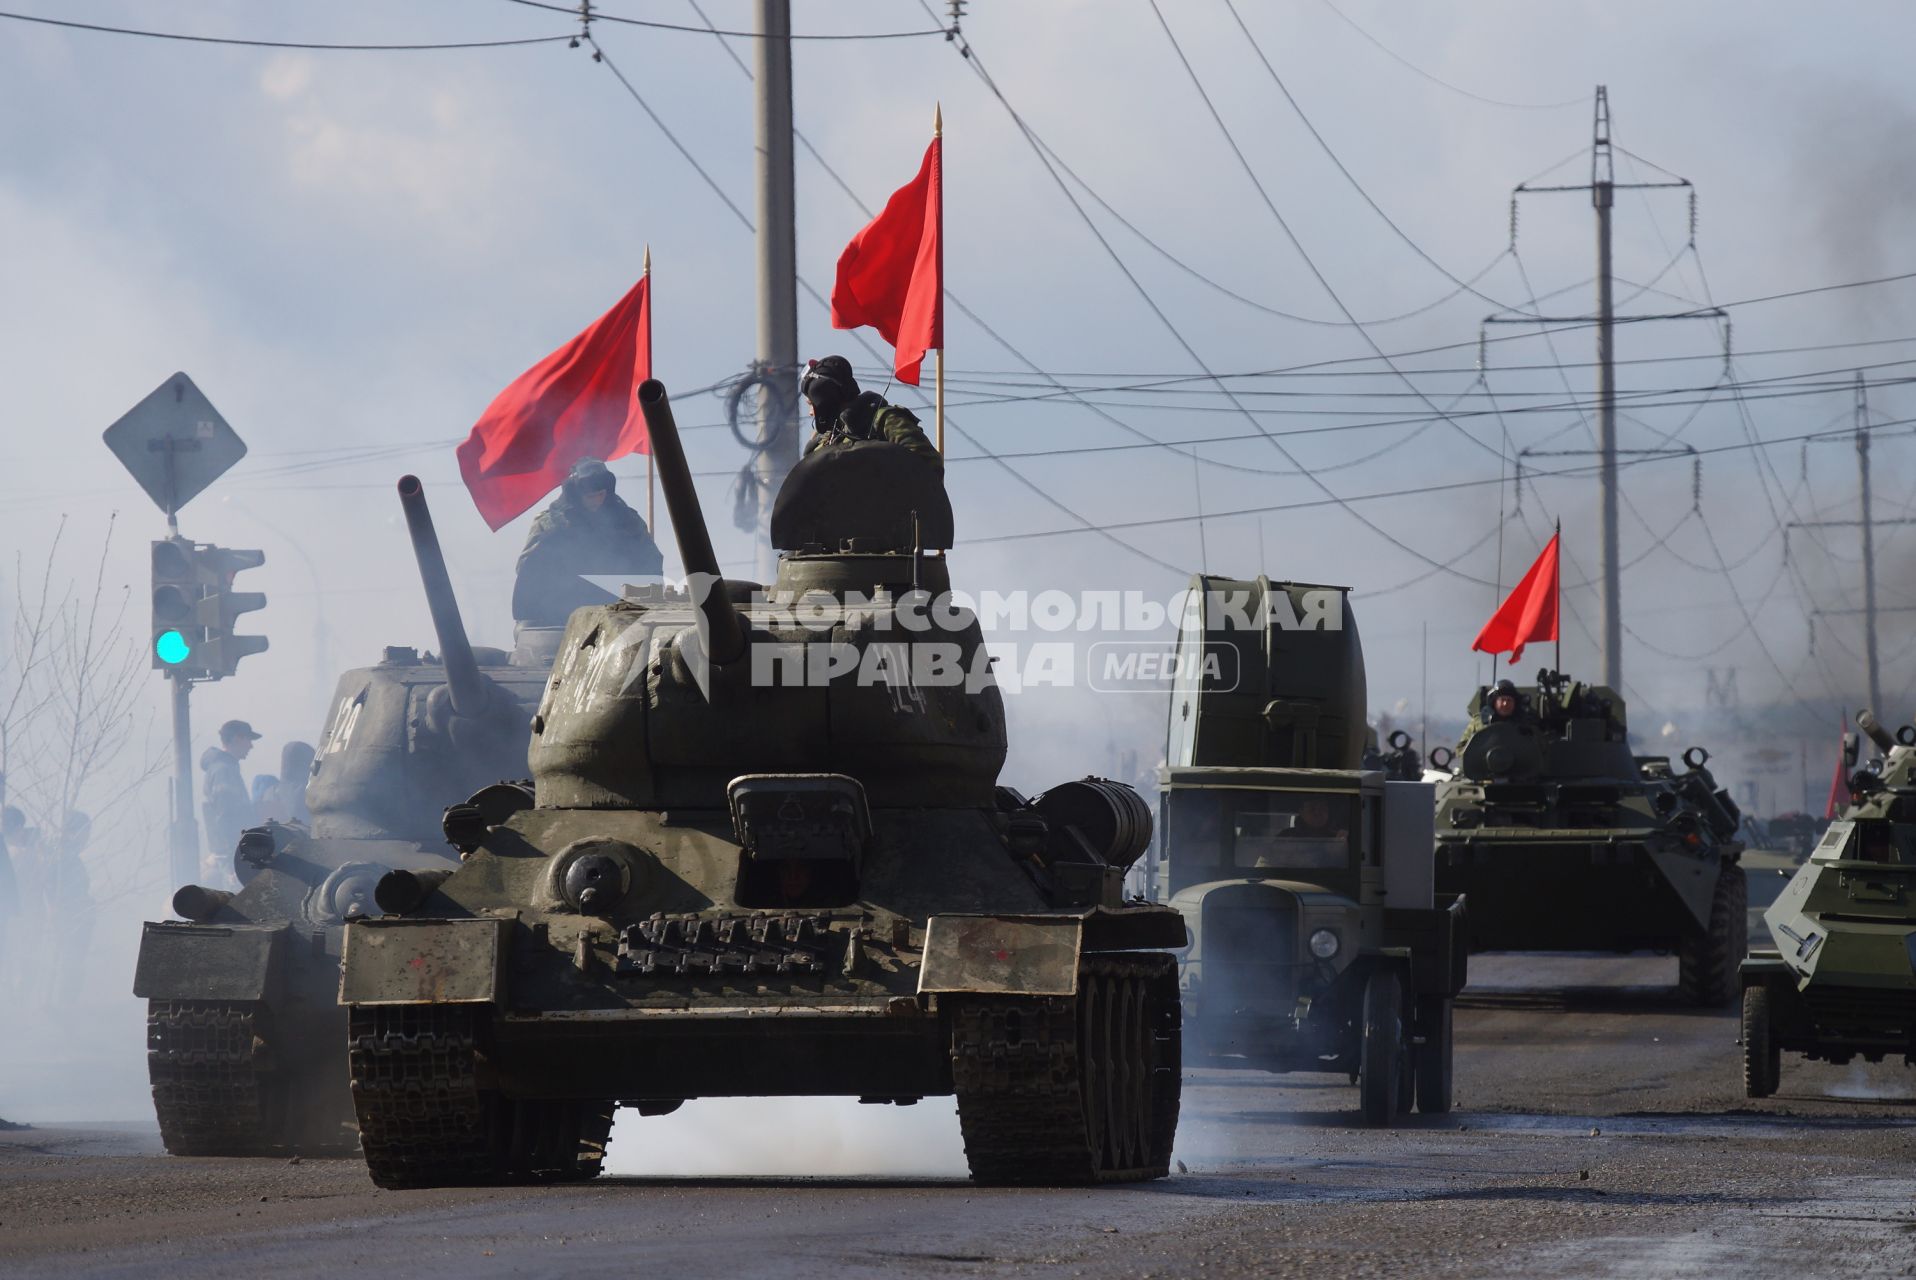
[1858,709,1895,754]
[396,475,486,717]
[639,379,746,666]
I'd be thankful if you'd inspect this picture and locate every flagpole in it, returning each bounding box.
[933,102,945,456]
[644,244,655,532]
[1554,518,1562,676]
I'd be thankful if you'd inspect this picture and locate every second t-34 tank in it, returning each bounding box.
[133,477,549,1155]
[340,379,1185,1188]
[1433,670,1747,1004]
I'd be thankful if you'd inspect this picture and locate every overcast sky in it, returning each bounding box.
[4,0,1914,803]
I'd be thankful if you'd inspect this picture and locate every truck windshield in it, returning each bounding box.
[1167,790,1353,872]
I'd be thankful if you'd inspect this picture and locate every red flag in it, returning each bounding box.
[456,275,651,531]
[830,136,942,385]
[1472,532,1560,663]
[1827,714,1850,819]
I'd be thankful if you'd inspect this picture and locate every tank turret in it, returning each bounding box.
[305,477,541,843]
[343,377,1184,1191]
[529,381,1003,811]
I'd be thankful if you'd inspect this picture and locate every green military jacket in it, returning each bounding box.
[805,393,940,469]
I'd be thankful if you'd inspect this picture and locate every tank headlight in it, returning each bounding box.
[1309,928,1340,960]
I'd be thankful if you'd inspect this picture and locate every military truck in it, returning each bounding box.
[133,477,550,1155]
[1432,670,1746,1005]
[339,379,1185,1188]
[1741,711,1916,1097]
[1158,576,1466,1124]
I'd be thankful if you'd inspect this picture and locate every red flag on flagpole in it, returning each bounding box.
[830,136,942,386]
[456,275,652,531]
[1472,531,1560,664]
[1826,714,1851,819]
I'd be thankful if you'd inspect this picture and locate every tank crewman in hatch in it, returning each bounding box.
[799,356,941,469]
[512,458,665,627]
[1486,679,1523,722]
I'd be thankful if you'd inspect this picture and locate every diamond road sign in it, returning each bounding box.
[102,372,247,516]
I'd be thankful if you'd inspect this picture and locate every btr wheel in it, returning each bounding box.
[1741,985,1780,1098]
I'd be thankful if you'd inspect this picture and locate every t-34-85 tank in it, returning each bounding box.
[1740,710,1916,1096]
[133,477,549,1155]
[1432,670,1746,1004]
[341,379,1185,1188]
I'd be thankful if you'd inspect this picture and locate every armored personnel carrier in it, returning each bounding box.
[1741,711,1916,1096]
[1432,670,1746,1005]
[133,477,549,1155]
[1158,576,1466,1125]
[340,380,1184,1188]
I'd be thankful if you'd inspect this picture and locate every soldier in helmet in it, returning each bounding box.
[1487,679,1523,722]
[799,356,940,469]
[512,458,665,627]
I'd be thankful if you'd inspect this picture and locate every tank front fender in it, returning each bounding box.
[339,916,508,1006]
[918,914,1083,996]
[133,921,288,1002]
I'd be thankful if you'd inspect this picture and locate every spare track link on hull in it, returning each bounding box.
[349,1004,612,1189]
[148,999,278,1156]
[953,951,1181,1186]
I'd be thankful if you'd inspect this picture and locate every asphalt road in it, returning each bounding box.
[4,951,1915,1280]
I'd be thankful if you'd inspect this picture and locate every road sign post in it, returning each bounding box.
[104,373,250,891]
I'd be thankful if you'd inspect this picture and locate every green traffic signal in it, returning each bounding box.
[155,629,192,665]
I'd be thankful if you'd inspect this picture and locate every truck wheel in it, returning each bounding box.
[1414,997,1454,1114]
[1741,986,1780,1098]
[1358,969,1405,1127]
[1678,864,1747,1007]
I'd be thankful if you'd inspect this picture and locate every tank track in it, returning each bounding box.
[952,952,1180,1186]
[349,1004,613,1189]
[147,1000,280,1156]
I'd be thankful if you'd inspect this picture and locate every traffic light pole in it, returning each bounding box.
[754,0,799,583]
[168,670,198,889]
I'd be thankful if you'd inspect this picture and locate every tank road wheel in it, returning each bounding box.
[1413,996,1455,1115]
[1678,865,1748,1008]
[147,1000,285,1156]
[1357,970,1406,1127]
[1741,986,1781,1099]
[953,952,1180,1186]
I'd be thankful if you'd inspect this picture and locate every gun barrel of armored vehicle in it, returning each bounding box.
[396,474,486,717]
[638,378,746,666]
[1858,709,1895,754]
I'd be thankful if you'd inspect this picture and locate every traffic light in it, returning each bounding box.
[151,536,209,675]
[149,539,267,680]
[199,545,268,679]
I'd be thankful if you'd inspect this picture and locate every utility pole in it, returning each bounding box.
[1489,86,1714,690]
[1856,371,1882,719]
[754,0,799,582]
[1793,372,1916,719]
[1592,89,1621,693]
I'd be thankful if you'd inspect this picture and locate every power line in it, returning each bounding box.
[1312,0,1587,111]
[501,0,944,40]
[967,414,1916,546]
[0,8,574,50]
[1222,0,1521,311]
